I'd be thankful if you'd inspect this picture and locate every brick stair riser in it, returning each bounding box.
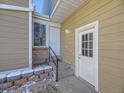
[34,70,44,76]
[28,75,37,81]
[39,72,49,79]
[7,75,20,82]
[44,68,53,73]
[0,82,13,90]
[22,72,33,79]
[0,72,52,90]
[0,66,54,91]
[14,78,27,87]
[0,78,6,84]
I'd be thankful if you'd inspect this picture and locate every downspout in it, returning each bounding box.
[29,0,33,69]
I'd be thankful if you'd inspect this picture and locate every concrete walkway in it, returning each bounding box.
[57,76,98,93]
[55,60,97,93]
[27,76,98,93]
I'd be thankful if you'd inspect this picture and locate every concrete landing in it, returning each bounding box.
[26,76,98,93]
[57,76,98,93]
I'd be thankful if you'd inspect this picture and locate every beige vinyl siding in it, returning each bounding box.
[0,0,29,7]
[0,10,29,71]
[61,0,124,93]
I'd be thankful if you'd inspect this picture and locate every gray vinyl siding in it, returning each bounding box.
[0,10,29,71]
[0,0,29,7]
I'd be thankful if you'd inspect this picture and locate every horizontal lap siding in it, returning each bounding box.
[0,10,29,71]
[61,0,124,93]
[0,0,29,7]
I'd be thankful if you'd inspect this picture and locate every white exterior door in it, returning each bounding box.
[78,28,95,86]
[49,27,60,55]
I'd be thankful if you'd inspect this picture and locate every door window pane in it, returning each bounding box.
[85,50,88,56]
[89,50,93,57]
[85,42,88,49]
[89,41,93,49]
[85,34,88,41]
[82,42,85,48]
[82,35,85,41]
[82,49,84,56]
[89,33,93,40]
[81,32,93,57]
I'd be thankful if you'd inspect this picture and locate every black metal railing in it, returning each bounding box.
[48,46,60,82]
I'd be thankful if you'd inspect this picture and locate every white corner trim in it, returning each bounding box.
[29,0,33,69]
[50,0,61,18]
[0,3,33,12]
[29,11,32,69]
[75,20,99,92]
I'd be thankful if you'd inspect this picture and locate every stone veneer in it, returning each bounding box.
[0,65,54,92]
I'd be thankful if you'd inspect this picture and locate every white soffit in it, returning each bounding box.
[50,0,87,23]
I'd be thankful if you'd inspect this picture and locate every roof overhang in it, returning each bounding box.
[50,0,88,23]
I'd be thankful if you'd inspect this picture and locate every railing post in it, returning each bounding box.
[56,58,58,82]
[49,47,50,63]
[49,46,59,82]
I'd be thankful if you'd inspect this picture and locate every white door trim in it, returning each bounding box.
[75,20,99,91]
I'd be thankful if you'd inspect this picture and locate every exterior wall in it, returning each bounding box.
[0,10,29,71]
[0,0,29,7]
[33,48,49,66]
[61,0,124,93]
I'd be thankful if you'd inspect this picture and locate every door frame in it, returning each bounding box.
[75,20,99,91]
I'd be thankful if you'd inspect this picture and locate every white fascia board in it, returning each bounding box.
[34,12,50,19]
[49,21,61,28]
[0,4,33,12]
[50,0,61,18]
[33,12,50,21]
